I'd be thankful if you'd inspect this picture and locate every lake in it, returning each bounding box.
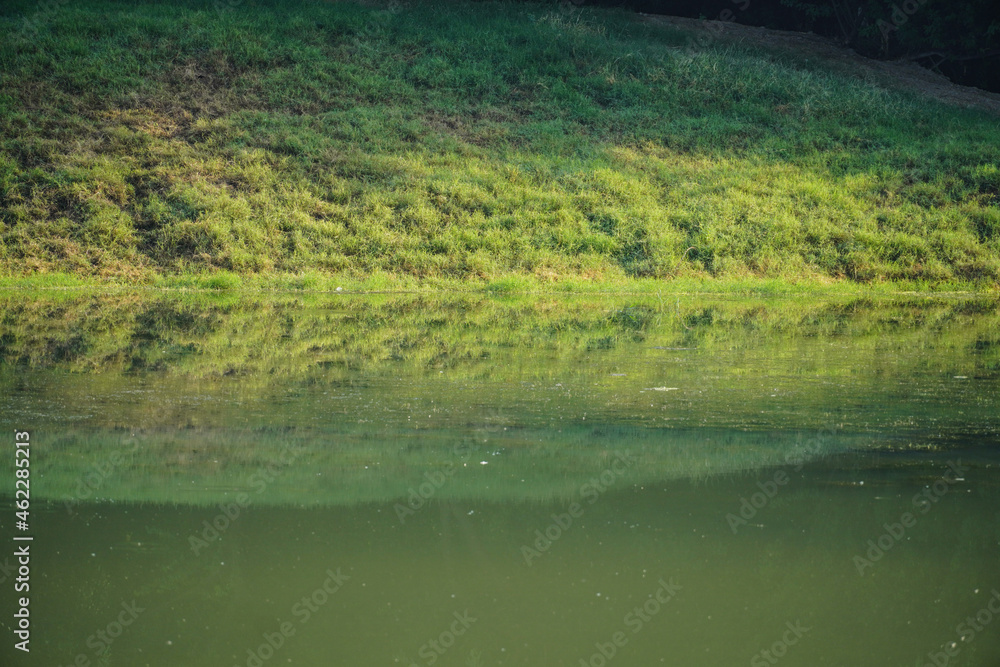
[1,291,998,666]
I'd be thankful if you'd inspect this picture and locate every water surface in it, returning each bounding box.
[1,292,998,666]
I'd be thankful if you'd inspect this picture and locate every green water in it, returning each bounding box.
[1,292,999,666]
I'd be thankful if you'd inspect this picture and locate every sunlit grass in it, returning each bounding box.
[1,0,998,287]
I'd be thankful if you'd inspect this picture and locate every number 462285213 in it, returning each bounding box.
[15,431,30,521]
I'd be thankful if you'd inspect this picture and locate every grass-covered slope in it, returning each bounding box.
[1,0,999,286]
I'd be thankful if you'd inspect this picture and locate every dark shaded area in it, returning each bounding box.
[933,56,1000,95]
[560,0,1000,93]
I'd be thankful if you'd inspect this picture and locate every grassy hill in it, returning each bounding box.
[1,0,999,289]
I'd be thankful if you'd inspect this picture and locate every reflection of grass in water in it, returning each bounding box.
[1,292,997,507]
[1,292,997,388]
[0,292,996,437]
[17,422,873,507]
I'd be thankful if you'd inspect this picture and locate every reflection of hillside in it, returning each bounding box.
[1,293,997,429]
[26,424,877,507]
[2,293,998,381]
[22,292,685,376]
[2,292,998,507]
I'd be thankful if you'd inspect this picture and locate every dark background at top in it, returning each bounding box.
[559,0,1000,93]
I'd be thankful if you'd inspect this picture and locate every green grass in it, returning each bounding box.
[1,0,999,288]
